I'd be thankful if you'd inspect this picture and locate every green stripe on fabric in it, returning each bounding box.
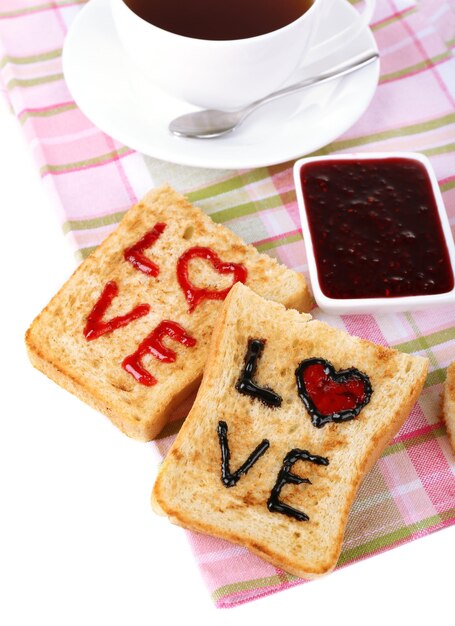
[441,508,455,522]
[379,52,451,83]
[425,368,446,388]
[255,231,302,253]
[186,162,290,203]
[371,7,416,31]
[424,142,455,157]
[381,441,405,457]
[63,110,454,235]
[19,102,77,124]
[395,327,455,354]
[214,508,453,602]
[65,187,294,234]
[208,190,295,224]
[186,168,272,203]
[63,210,127,234]
[185,116,455,207]
[441,178,455,192]
[0,48,61,68]
[404,312,439,369]
[314,113,455,154]
[337,514,445,565]
[0,0,85,17]
[78,246,96,260]
[212,572,296,603]
[40,146,131,176]
[6,73,63,90]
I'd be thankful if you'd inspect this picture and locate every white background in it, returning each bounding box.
[0,95,453,625]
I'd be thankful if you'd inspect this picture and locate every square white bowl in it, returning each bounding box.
[293,151,455,315]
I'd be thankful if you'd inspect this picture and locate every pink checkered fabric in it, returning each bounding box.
[1,0,454,607]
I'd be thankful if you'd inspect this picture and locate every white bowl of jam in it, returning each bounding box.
[293,152,455,314]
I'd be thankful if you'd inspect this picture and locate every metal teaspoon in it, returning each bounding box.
[169,51,379,139]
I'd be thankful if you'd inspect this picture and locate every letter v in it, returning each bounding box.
[217,420,270,487]
[83,281,150,341]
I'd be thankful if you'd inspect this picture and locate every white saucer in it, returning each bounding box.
[62,0,380,170]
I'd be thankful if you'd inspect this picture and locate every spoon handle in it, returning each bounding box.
[243,51,379,115]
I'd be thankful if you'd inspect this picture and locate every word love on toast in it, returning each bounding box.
[25,186,311,441]
[229,341,372,521]
[236,338,373,426]
[153,283,428,580]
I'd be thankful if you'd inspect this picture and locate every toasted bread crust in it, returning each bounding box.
[442,362,455,452]
[25,186,312,440]
[153,283,428,579]
[26,329,202,440]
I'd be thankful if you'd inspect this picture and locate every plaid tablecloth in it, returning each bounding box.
[1,0,454,608]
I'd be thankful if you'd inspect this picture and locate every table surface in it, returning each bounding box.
[0,94,453,625]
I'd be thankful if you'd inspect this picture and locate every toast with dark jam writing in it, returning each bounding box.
[152,283,428,579]
[25,186,311,440]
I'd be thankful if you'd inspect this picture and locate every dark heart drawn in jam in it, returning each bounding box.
[295,358,372,428]
[176,246,248,313]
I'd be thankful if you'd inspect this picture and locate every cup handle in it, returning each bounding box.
[304,0,376,65]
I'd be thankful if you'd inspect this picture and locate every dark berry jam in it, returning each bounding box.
[300,158,454,299]
[295,358,372,428]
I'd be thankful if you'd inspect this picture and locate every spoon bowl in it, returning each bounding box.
[169,52,379,139]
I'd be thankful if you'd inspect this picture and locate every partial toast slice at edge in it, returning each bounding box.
[442,362,455,452]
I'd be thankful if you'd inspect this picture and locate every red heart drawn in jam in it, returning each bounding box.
[295,358,372,428]
[176,246,248,313]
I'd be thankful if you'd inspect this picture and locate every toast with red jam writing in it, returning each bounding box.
[26,186,312,440]
[443,362,455,452]
[152,283,428,579]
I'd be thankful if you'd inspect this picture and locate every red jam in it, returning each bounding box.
[300,158,454,299]
[122,320,197,386]
[300,362,367,414]
[124,222,167,276]
[83,281,150,341]
[295,358,372,428]
[176,246,248,312]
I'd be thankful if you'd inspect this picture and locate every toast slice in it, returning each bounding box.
[443,362,455,452]
[26,186,311,441]
[152,283,428,579]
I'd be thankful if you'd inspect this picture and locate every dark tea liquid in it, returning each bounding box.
[124,0,314,40]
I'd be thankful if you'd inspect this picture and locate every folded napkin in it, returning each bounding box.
[1,0,454,607]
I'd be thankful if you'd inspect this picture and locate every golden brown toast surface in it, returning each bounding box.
[26,186,311,440]
[153,283,428,578]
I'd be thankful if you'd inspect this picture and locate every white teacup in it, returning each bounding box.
[112,0,376,110]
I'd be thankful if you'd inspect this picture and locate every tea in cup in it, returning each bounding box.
[112,0,375,109]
